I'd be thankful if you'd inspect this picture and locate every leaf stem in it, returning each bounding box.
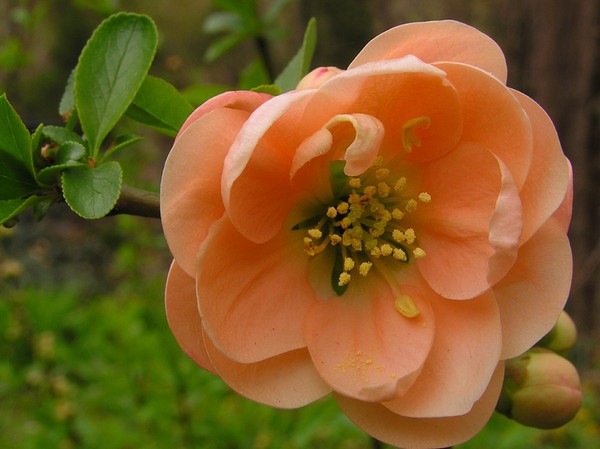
[109,184,160,218]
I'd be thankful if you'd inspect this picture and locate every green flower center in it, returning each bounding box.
[295,156,430,299]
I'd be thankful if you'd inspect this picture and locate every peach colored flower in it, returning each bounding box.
[161,20,573,449]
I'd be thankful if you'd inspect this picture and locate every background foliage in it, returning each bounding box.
[1,0,599,448]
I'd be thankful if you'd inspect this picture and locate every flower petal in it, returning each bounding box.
[304,57,463,164]
[161,107,250,275]
[196,216,313,363]
[304,280,435,402]
[383,290,501,417]
[495,218,572,359]
[222,89,315,243]
[552,160,573,233]
[436,62,533,189]
[334,363,504,449]
[291,113,384,179]
[165,260,216,374]
[203,335,330,409]
[177,90,271,139]
[349,20,508,83]
[417,142,522,299]
[512,90,571,243]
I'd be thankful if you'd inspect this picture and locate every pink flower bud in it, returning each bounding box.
[499,348,582,429]
[297,66,343,89]
[538,311,577,355]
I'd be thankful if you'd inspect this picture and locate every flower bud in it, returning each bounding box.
[498,348,582,429]
[538,311,577,355]
[297,66,343,90]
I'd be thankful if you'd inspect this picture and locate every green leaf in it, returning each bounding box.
[183,84,230,106]
[250,84,282,96]
[203,11,243,34]
[75,13,158,157]
[125,75,194,137]
[104,134,143,159]
[42,125,86,147]
[204,32,246,63]
[62,161,123,219]
[59,69,75,117]
[274,18,317,92]
[0,94,34,176]
[264,0,296,23]
[0,196,46,226]
[238,58,270,90]
[55,141,87,165]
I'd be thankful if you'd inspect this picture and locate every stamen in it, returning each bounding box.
[402,116,431,153]
[395,294,420,318]
[404,228,416,245]
[418,192,431,203]
[375,168,390,180]
[359,262,372,276]
[405,199,418,212]
[349,178,362,188]
[308,228,323,239]
[327,207,338,218]
[338,272,351,286]
[413,247,426,259]
[344,257,355,271]
[394,177,407,192]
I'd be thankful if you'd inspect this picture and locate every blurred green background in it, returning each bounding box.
[1,0,599,448]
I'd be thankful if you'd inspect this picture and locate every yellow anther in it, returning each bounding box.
[395,294,420,318]
[330,234,342,245]
[359,262,372,276]
[394,177,407,192]
[363,185,377,196]
[337,202,349,214]
[327,207,338,218]
[340,217,354,229]
[404,228,416,245]
[393,248,407,261]
[370,246,382,258]
[391,208,404,220]
[392,229,406,243]
[338,272,352,286]
[413,247,426,259]
[344,257,355,271]
[308,228,323,239]
[348,193,361,204]
[380,244,393,257]
[373,156,384,167]
[405,199,418,212]
[349,177,362,188]
[376,168,390,180]
[418,192,431,203]
[377,182,391,198]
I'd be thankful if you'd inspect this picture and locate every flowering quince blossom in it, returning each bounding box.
[160,20,573,449]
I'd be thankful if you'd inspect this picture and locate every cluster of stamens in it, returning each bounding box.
[302,157,430,290]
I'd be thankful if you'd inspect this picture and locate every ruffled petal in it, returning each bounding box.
[436,62,533,189]
[222,89,315,243]
[383,289,501,417]
[177,90,271,139]
[512,90,570,243]
[203,335,330,409]
[349,20,508,83]
[303,57,463,164]
[417,142,522,299]
[196,216,314,363]
[495,218,572,359]
[291,113,384,179]
[165,260,216,374]
[304,280,435,402]
[161,107,251,276]
[335,363,505,449]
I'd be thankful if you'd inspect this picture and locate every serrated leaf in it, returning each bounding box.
[125,75,193,137]
[42,125,86,146]
[0,94,34,176]
[59,69,75,117]
[62,161,123,219]
[274,18,317,92]
[38,161,85,186]
[30,123,45,169]
[0,196,46,225]
[55,141,87,164]
[75,13,158,157]
[104,134,143,159]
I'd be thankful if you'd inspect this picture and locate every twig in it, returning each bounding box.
[109,184,161,219]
